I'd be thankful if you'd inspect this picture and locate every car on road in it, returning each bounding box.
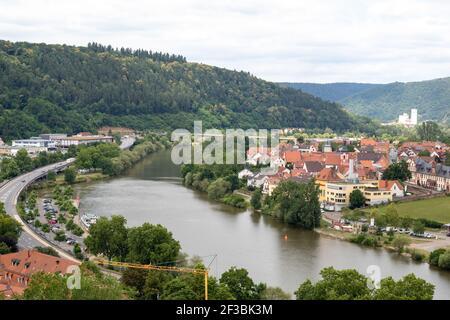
[66,239,77,245]
[21,180,26,183]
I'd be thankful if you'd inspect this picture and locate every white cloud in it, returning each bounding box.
[1,0,450,83]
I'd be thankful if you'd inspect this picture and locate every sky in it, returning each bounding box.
[1,0,450,83]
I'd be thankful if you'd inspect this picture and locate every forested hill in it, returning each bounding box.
[278,82,381,102]
[340,78,450,123]
[281,79,450,124]
[0,40,363,140]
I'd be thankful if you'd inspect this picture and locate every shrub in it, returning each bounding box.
[438,251,450,270]
[222,194,248,209]
[392,235,411,253]
[411,250,427,262]
[54,231,66,242]
[41,224,50,233]
[416,218,443,229]
[429,249,447,267]
[351,234,380,247]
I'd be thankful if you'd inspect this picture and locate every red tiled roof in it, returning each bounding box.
[283,151,301,163]
[361,138,377,146]
[317,167,342,181]
[0,250,79,297]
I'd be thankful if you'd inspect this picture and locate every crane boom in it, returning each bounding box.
[94,259,209,300]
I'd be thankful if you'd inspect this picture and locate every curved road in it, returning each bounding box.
[0,136,135,262]
[0,159,77,261]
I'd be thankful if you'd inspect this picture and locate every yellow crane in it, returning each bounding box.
[94,259,209,300]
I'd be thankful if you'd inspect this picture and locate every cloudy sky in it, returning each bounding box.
[1,0,450,83]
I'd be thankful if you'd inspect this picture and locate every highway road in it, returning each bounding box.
[0,138,136,262]
[0,159,77,261]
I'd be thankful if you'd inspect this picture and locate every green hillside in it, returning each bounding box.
[0,40,366,141]
[341,78,450,123]
[281,79,450,124]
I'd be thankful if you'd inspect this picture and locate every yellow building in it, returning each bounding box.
[324,180,380,211]
[364,187,392,206]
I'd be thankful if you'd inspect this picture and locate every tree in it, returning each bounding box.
[372,274,434,300]
[22,263,128,300]
[382,160,412,182]
[47,171,56,181]
[296,268,434,300]
[0,209,22,253]
[127,223,180,265]
[438,251,450,270]
[260,287,291,300]
[429,248,447,267]
[84,215,128,260]
[250,188,262,210]
[412,221,425,235]
[70,263,127,300]
[161,268,234,300]
[295,267,370,300]
[416,121,442,141]
[384,204,400,227]
[207,178,231,200]
[392,234,411,253]
[141,270,174,300]
[265,179,321,229]
[15,149,33,173]
[64,167,77,184]
[220,267,265,300]
[349,189,365,209]
[0,157,20,179]
[22,272,69,300]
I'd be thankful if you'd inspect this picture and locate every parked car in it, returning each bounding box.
[49,219,57,225]
[447,232,450,237]
[66,239,76,245]
[51,226,60,233]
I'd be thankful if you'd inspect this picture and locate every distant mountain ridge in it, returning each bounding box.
[278,82,382,102]
[281,79,450,124]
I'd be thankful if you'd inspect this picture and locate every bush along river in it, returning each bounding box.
[75,150,450,299]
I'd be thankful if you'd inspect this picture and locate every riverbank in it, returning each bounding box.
[72,149,450,299]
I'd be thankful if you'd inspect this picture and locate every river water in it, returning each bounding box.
[76,150,450,299]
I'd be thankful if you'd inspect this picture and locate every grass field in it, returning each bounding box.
[366,196,450,223]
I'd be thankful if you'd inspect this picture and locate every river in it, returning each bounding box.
[76,150,450,299]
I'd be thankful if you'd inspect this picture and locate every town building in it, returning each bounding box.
[52,134,114,147]
[410,158,450,191]
[97,127,135,136]
[378,180,405,197]
[398,108,418,127]
[0,250,78,298]
[39,133,68,141]
[364,187,393,206]
[12,138,56,150]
